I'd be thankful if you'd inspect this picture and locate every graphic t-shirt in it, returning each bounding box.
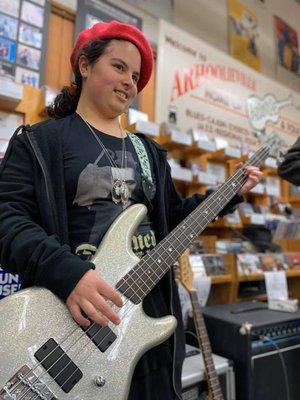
[64,114,156,258]
[63,114,173,372]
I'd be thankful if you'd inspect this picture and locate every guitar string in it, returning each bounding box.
[12,146,269,400]
[11,145,269,400]
[29,164,260,400]
[190,294,224,399]
[13,158,264,400]
[17,162,264,400]
[24,162,268,400]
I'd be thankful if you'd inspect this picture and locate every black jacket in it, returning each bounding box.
[0,115,242,398]
[277,137,300,185]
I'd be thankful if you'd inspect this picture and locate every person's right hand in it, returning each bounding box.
[66,269,123,327]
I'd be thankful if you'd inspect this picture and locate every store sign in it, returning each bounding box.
[155,20,300,151]
[0,267,21,299]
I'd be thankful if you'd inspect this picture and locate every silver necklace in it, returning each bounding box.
[79,115,130,206]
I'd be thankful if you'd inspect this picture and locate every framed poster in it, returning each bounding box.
[228,0,261,72]
[274,16,299,75]
[0,0,50,87]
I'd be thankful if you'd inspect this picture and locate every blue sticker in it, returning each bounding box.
[0,267,21,299]
[0,37,16,63]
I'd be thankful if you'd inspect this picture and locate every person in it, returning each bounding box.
[0,20,262,400]
[277,137,300,186]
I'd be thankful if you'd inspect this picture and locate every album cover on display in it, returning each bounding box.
[201,254,227,276]
[19,22,43,48]
[15,65,39,87]
[0,0,50,86]
[0,61,14,80]
[238,202,254,217]
[237,253,262,275]
[0,13,18,40]
[0,0,20,18]
[0,37,16,63]
[17,43,41,70]
[21,0,44,28]
[284,252,300,268]
[259,254,288,272]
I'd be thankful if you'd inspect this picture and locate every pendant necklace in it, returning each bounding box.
[79,114,130,206]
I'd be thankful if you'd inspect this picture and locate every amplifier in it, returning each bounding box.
[202,301,300,400]
[181,345,235,400]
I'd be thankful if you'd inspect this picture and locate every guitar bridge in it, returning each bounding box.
[0,365,57,400]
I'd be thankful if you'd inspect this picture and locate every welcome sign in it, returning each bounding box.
[155,20,300,151]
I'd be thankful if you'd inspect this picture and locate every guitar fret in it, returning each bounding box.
[117,145,269,305]
[188,291,224,400]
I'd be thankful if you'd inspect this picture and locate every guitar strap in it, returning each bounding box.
[127,132,155,209]
[127,131,153,184]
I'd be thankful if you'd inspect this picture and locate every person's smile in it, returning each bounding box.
[114,89,129,102]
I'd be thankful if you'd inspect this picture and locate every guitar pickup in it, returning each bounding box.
[82,323,117,352]
[34,338,82,393]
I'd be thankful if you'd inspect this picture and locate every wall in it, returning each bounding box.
[174,0,300,92]
[54,0,159,45]
[55,0,300,93]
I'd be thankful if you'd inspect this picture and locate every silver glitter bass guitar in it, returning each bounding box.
[0,144,269,400]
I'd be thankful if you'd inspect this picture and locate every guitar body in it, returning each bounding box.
[0,144,271,399]
[0,204,177,400]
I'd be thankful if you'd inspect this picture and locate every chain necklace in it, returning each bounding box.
[79,114,130,206]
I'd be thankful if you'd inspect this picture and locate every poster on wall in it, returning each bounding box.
[228,0,261,72]
[75,0,142,35]
[0,0,50,87]
[274,16,300,75]
[156,20,300,153]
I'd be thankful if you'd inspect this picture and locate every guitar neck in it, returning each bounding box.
[116,144,269,304]
[190,290,224,400]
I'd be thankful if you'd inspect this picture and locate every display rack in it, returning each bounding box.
[140,130,300,304]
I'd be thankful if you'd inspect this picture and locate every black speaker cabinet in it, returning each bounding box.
[202,301,300,400]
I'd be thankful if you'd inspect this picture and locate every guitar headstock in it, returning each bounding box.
[254,130,286,165]
[178,249,194,292]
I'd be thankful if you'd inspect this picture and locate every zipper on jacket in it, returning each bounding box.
[170,269,183,400]
[26,132,59,234]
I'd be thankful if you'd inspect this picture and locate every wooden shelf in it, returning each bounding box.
[202,149,240,162]
[0,85,45,124]
[238,269,300,282]
[286,270,300,278]
[208,219,243,229]
[156,134,191,150]
[262,167,278,175]
[211,274,232,284]
[288,195,300,203]
[238,273,264,282]
[274,238,300,252]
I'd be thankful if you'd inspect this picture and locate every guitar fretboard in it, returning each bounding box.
[190,290,224,400]
[116,145,269,303]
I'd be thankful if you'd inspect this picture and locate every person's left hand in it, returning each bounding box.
[234,163,263,196]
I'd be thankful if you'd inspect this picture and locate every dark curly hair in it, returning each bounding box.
[46,39,112,119]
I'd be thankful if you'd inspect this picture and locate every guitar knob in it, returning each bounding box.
[94,376,106,387]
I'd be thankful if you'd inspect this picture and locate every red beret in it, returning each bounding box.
[70,20,153,92]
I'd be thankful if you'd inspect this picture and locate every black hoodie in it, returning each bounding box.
[0,114,242,398]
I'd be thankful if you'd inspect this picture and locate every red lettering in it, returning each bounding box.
[170,70,183,101]
[183,66,196,94]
